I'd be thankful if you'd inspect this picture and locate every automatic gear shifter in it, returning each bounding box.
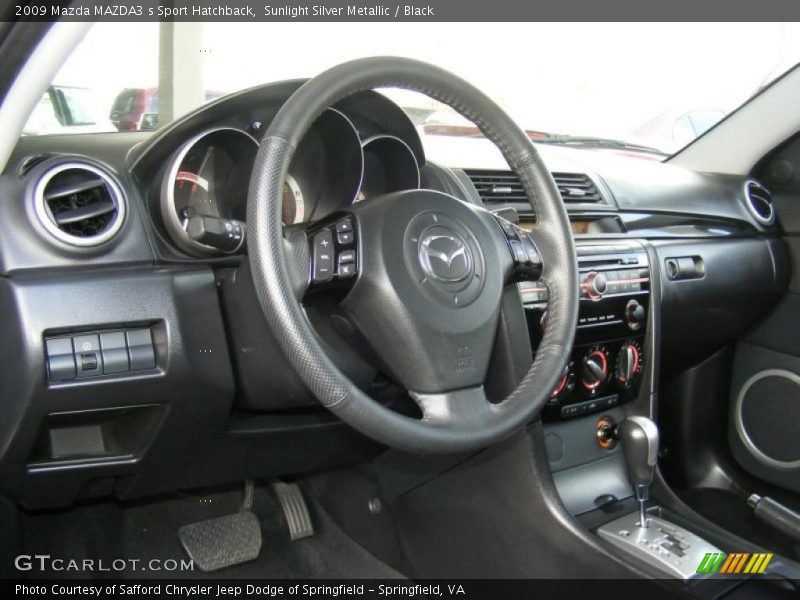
[598,416,725,578]
[616,416,659,527]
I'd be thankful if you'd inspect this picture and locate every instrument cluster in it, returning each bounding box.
[159,109,421,257]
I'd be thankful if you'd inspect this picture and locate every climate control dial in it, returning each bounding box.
[616,340,644,387]
[581,346,609,391]
[550,360,576,403]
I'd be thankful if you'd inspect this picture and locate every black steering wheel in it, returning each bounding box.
[247,57,578,454]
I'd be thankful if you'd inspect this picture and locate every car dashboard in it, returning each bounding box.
[0,80,788,510]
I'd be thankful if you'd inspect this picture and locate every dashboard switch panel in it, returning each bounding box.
[99,331,129,374]
[73,334,102,378]
[126,328,156,371]
[45,337,76,381]
[45,326,157,382]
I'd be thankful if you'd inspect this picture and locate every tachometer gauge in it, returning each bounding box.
[357,135,420,202]
[282,174,305,225]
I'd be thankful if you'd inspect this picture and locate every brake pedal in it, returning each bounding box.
[178,481,262,572]
[272,481,314,540]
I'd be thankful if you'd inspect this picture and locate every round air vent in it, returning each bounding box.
[744,180,775,225]
[34,162,126,247]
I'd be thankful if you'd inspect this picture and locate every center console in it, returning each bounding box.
[523,240,799,585]
[522,239,726,580]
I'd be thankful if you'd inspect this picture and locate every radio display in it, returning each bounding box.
[570,220,590,234]
[517,218,615,235]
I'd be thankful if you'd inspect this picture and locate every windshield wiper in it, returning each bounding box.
[534,134,667,156]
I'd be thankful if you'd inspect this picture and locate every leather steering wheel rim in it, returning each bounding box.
[247,57,578,454]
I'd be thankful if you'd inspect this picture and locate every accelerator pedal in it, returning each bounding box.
[272,481,315,540]
[179,481,262,572]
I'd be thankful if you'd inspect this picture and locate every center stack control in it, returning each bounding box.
[520,241,651,420]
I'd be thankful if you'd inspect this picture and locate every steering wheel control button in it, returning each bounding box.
[126,328,156,371]
[494,216,543,281]
[522,236,542,266]
[312,230,335,283]
[45,337,77,381]
[73,334,103,378]
[335,219,353,234]
[306,215,361,295]
[337,230,354,245]
[508,239,527,265]
[337,263,356,278]
[100,331,130,375]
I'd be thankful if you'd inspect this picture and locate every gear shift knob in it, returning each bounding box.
[617,416,659,527]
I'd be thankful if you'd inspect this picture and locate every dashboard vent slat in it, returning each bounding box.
[464,169,604,207]
[43,178,107,201]
[552,172,603,203]
[34,163,126,246]
[53,200,117,225]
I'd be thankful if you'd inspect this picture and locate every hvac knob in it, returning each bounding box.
[625,299,645,330]
[583,271,608,300]
[581,347,608,391]
[550,360,576,402]
[616,341,642,387]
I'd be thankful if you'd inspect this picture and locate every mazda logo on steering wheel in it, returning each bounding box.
[419,232,473,282]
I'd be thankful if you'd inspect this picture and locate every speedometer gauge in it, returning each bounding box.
[161,127,257,256]
[161,127,308,256]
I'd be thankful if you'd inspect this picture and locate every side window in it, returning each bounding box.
[57,87,97,126]
[22,91,62,134]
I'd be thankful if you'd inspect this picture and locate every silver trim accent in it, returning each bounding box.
[628,415,660,466]
[744,179,775,225]
[598,512,723,579]
[735,368,800,469]
[357,134,421,202]
[33,162,126,247]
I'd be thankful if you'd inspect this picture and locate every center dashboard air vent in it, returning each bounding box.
[552,172,603,203]
[744,180,775,225]
[33,162,126,247]
[464,169,604,209]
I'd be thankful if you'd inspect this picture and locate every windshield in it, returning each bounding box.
[27,22,800,156]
